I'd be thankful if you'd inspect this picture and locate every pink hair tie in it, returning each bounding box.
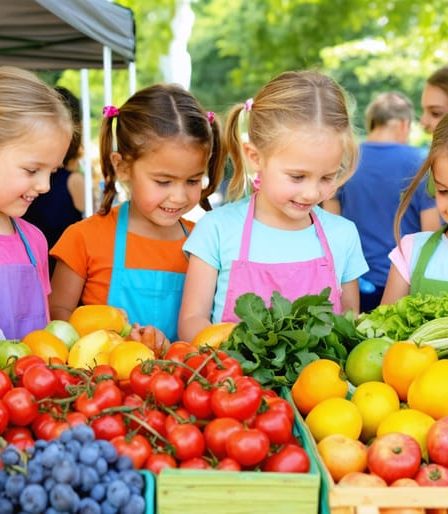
[207,111,215,124]
[103,105,120,118]
[244,98,254,112]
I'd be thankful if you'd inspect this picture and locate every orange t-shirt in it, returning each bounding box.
[50,206,194,306]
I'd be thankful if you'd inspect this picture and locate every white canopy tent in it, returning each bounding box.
[0,0,137,216]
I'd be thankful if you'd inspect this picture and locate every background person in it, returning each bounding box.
[178,70,368,341]
[421,66,448,134]
[323,92,439,313]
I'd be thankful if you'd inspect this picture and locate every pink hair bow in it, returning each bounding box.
[103,105,120,118]
[244,98,254,112]
[207,111,215,124]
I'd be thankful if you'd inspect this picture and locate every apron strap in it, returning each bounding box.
[179,219,190,237]
[112,201,129,270]
[12,219,37,266]
[239,194,256,260]
[411,225,447,292]
[310,210,332,261]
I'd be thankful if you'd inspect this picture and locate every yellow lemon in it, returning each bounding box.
[108,341,155,380]
[191,322,236,348]
[305,397,363,442]
[377,408,435,459]
[351,381,400,442]
[408,360,448,420]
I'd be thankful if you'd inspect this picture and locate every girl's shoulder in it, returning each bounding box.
[314,205,357,232]
[15,218,46,247]
[198,197,249,225]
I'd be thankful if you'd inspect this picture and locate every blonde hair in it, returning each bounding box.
[394,113,448,242]
[365,92,413,132]
[99,83,226,214]
[427,67,448,98]
[224,70,358,201]
[0,66,72,147]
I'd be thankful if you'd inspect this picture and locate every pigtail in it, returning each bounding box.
[200,116,226,211]
[98,117,118,215]
[224,104,247,202]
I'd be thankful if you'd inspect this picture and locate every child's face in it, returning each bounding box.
[421,84,448,134]
[247,127,343,229]
[432,152,448,223]
[0,124,70,222]
[123,137,207,231]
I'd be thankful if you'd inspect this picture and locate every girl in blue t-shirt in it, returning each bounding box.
[178,70,368,341]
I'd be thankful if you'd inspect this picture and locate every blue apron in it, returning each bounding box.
[0,219,47,339]
[107,201,188,341]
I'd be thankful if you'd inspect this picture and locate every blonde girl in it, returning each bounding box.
[382,114,448,304]
[0,66,72,339]
[179,70,368,340]
[50,84,225,342]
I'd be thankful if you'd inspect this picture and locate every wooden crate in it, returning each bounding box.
[155,416,321,514]
[283,389,448,514]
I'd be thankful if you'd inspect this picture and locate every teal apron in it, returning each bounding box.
[107,201,189,341]
[410,225,448,295]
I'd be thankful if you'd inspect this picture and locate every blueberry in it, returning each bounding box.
[44,477,56,492]
[19,484,48,512]
[52,458,77,483]
[115,456,133,471]
[95,457,108,475]
[91,483,106,502]
[27,460,44,483]
[79,497,101,514]
[120,494,145,514]
[80,443,100,465]
[80,466,99,493]
[100,500,118,514]
[119,470,144,494]
[41,442,64,468]
[59,429,73,444]
[0,469,8,491]
[49,483,80,512]
[1,447,20,466]
[72,424,95,443]
[106,479,130,508]
[65,439,82,459]
[97,441,117,464]
[0,496,14,514]
[5,473,26,498]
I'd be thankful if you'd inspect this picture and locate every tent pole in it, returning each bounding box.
[129,61,136,95]
[103,46,113,105]
[81,69,94,218]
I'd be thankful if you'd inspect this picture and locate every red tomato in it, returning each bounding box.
[206,356,243,384]
[415,463,448,486]
[0,400,9,434]
[22,365,58,399]
[32,413,58,440]
[52,367,81,398]
[211,376,262,421]
[165,408,191,434]
[4,427,34,450]
[262,444,310,473]
[111,434,152,469]
[367,433,421,484]
[265,397,295,424]
[167,423,205,461]
[182,381,213,419]
[203,417,243,460]
[0,371,12,398]
[129,364,158,398]
[3,387,38,426]
[164,342,196,362]
[91,414,127,440]
[141,409,167,438]
[92,365,118,383]
[13,355,46,382]
[145,452,177,474]
[226,428,270,468]
[179,457,211,469]
[216,457,241,471]
[149,371,184,407]
[50,412,88,439]
[254,410,292,445]
[75,380,123,418]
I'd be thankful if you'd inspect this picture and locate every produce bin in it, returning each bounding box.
[283,389,448,514]
[141,470,156,514]
[155,417,321,514]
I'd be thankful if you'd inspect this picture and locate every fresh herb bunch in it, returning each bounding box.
[221,288,363,389]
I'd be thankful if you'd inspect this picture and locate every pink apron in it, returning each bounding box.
[0,219,48,340]
[221,195,342,321]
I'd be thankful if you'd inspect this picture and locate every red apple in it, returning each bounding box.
[415,463,448,486]
[427,416,448,467]
[367,432,422,484]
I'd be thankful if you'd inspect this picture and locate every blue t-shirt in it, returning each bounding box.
[337,142,435,287]
[184,197,368,322]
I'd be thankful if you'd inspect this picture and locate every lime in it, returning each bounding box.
[344,338,391,386]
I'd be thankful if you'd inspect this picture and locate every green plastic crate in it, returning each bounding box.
[155,415,320,514]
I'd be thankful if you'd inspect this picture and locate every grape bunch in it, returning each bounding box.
[0,424,148,513]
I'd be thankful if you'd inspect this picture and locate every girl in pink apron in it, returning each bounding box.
[179,70,368,341]
[0,67,72,339]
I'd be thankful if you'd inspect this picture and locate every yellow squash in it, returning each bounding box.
[68,329,123,369]
[68,305,131,337]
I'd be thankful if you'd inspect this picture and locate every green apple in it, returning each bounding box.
[45,320,80,349]
[345,338,392,386]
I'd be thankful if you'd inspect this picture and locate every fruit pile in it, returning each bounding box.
[0,424,146,513]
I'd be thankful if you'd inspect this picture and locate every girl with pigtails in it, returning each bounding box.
[178,70,368,341]
[50,84,225,342]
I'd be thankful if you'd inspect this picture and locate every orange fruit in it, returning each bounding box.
[191,322,236,348]
[22,329,69,363]
[382,341,437,401]
[305,397,363,442]
[408,360,448,420]
[317,434,368,482]
[338,471,387,487]
[291,359,348,415]
[69,305,129,336]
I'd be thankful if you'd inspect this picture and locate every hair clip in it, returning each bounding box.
[244,98,254,112]
[103,105,120,118]
[207,111,216,124]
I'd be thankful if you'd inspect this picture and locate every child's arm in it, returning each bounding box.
[381,264,410,305]
[178,255,218,342]
[341,279,360,315]
[49,260,85,321]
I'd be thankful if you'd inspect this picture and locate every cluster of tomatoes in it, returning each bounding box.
[0,343,311,475]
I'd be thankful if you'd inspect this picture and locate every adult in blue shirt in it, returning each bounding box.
[324,92,440,312]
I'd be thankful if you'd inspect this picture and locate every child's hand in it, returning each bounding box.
[128,323,170,358]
